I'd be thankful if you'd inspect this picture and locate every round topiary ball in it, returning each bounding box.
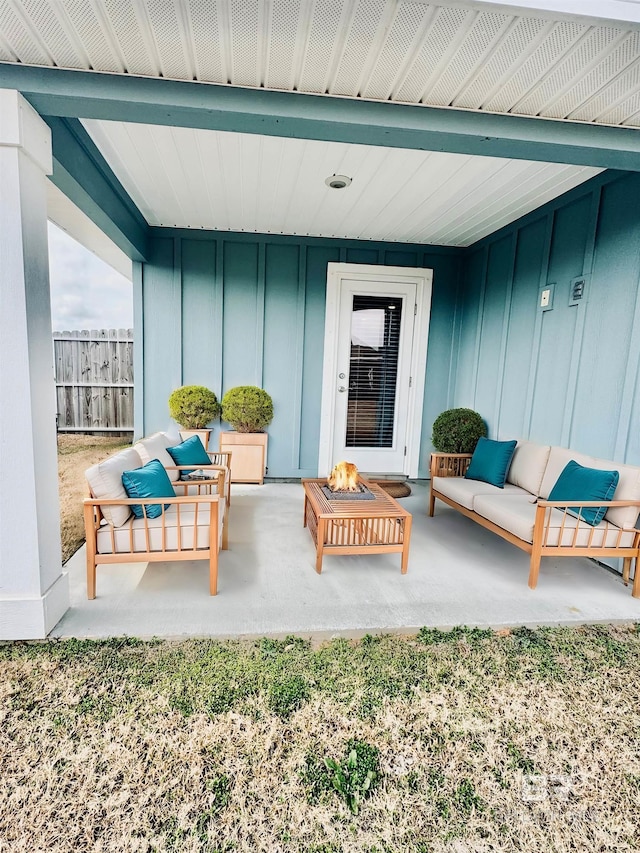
[168,385,220,429]
[221,386,273,433]
[432,408,487,453]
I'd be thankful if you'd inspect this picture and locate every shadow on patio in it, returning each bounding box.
[52,482,640,639]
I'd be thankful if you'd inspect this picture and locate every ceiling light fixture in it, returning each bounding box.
[325,174,352,189]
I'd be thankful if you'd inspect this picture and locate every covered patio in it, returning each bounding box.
[3,0,640,640]
[53,482,640,639]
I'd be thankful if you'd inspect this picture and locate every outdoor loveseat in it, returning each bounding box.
[84,433,231,599]
[429,440,640,597]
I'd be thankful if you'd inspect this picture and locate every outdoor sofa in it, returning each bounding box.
[429,440,640,597]
[84,433,231,599]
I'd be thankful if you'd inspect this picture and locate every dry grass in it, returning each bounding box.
[1,626,640,852]
[57,434,130,563]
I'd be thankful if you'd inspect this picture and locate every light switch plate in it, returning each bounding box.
[539,282,555,311]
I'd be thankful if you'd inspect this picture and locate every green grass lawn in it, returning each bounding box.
[2,625,639,852]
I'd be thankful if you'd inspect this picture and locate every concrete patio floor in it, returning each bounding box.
[51,482,640,639]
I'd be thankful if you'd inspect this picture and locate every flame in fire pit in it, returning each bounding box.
[328,461,360,492]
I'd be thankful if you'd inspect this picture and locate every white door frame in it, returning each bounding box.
[318,263,433,478]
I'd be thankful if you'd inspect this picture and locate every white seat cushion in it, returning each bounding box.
[433,476,531,510]
[85,448,142,528]
[507,441,551,496]
[539,447,640,530]
[134,432,180,483]
[96,500,225,555]
[473,494,635,548]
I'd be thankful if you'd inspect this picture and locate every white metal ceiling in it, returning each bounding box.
[1,0,640,128]
[83,119,601,246]
[0,1,629,246]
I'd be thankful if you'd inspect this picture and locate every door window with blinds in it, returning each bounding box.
[346,295,403,448]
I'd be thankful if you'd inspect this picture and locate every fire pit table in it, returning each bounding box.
[302,478,412,574]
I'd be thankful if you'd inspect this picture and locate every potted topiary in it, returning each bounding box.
[168,385,221,450]
[432,407,487,453]
[219,386,273,484]
[432,407,487,475]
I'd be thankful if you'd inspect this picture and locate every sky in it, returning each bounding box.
[48,222,133,332]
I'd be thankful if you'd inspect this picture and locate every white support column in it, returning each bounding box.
[0,89,69,639]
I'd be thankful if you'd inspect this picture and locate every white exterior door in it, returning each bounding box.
[319,264,432,477]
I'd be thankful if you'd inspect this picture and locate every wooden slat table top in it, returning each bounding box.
[302,478,411,519]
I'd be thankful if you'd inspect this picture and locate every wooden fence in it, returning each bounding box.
[54,329,134,434]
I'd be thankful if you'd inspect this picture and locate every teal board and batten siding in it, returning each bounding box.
[454,170,640,465]
[136,232,463,478]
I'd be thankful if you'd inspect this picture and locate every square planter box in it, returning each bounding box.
[219,431,268,484]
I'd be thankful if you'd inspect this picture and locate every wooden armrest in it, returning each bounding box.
[430,452,473,479]
[165,465,226,487]
[83,493,221,532]
[165,464,226,478]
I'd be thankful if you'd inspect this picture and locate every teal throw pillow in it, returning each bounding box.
[465,437,517,488]
[167,435,211,474]
[122,459,175,519]
[548,460,619,526]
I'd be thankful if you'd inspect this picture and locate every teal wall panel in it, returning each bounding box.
[222,242,261,390]
[475,235,513,435]
[528,196,591,444]
[139,232,461,477]
[141,238,181,432]
[455,171,640,471]
[420,251,463,460]
[263,243,301,476]
[454,248,485,407]
[181,239,219,390]
[345,248,380,265]
[571,177,640,458]
[385,250,420,267]
[300,246,339,474]
[498,218,546,439]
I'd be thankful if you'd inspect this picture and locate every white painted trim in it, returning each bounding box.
[318,263,432,478]
[0,88,52,173]
[318,264,341,478]
[47,182,133,280]
[0,88,69,640]
[407,271,433,478]
[0,572,69,640]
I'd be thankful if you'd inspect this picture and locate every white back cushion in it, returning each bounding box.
[507,441,551,496]
[85,447,142,527]
[133,432,180,483]
[540,446,640,529]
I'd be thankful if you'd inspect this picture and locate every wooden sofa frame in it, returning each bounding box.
[429,453,640,597]
[168,462,230,549]
[199,451,233,506]
[84,468,227,599]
